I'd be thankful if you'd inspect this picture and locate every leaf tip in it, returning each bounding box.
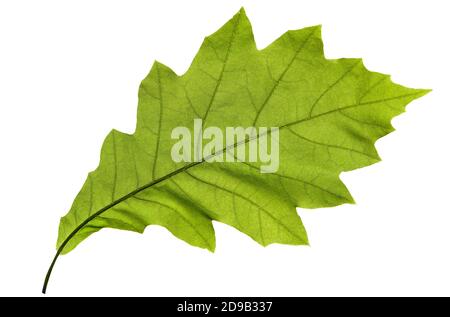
[307,24,322,38]
[152,59,180,78]
[207,244,216,253]
[238,6,247,16]
[347,195,357,205]
[418,88,432,96]
[403,87,432,104]
[312,24,322,32]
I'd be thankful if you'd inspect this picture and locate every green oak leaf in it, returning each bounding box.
[43,8,429,292]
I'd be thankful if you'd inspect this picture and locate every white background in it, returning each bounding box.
[0,0,448,296]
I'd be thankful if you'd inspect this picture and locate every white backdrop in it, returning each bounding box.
[0,0,447,296]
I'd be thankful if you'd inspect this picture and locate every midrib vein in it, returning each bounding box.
[59,90,423,255]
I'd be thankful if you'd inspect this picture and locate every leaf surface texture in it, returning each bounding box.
[57,9,429,254]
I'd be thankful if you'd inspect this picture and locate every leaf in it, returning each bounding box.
[43,8,429,292]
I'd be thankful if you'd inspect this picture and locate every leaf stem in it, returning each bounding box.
[42,161,202,293]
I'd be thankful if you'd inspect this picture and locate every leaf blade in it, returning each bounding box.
[47,8,430,292]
